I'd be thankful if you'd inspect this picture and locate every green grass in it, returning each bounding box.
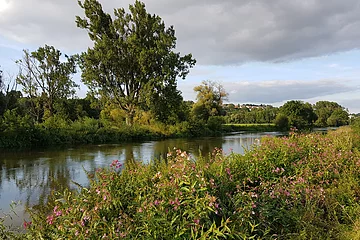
[223,123,277,132]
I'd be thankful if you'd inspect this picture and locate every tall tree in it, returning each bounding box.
[313,101,346,127]
[327,108,349,127]
[280,100,317,129]
[16,45,78,119]
[76,0,195,125]
[192,80,228,121]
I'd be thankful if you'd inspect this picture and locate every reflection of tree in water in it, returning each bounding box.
[0,136,232,221]
[0,148,99,212]
[151,137,226,161]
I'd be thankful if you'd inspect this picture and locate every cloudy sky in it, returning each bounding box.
[1,0,360,112]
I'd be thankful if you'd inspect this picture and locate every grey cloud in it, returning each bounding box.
[1,0,360,64]
[224,79,357,103]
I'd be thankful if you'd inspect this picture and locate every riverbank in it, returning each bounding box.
[3,126,360,239]
[223,123,277,132]
[0,118,281,150]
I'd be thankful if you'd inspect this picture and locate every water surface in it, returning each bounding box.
[0,131,282,228]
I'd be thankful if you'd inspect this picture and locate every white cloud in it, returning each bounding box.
[1,0,360,64]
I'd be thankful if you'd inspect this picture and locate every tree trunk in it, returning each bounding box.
[126,109,135,126]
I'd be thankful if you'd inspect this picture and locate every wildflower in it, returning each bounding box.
[23,221,32,229]
[194,219,200,224]
[110,159,122,169]
[55,210,62,217]
[46,215,54,225]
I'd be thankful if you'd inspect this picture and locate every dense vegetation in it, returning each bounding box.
[0,68,352,149]
[1,125,360,239]
[0,0,354,149]
[1,1,360,239]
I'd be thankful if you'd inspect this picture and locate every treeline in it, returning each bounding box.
[0,0,356,149]
[225,100,351,130]
[0,62,355,149]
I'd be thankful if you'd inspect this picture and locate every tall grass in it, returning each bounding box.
[2,126,360,239]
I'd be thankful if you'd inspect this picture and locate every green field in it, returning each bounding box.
[223,123,278,132]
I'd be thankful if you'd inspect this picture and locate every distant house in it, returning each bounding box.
[223,103,273,111]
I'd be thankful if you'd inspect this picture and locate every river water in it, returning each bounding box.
[0,131,282,228]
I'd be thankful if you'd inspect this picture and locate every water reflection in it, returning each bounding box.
[0,131,282,227]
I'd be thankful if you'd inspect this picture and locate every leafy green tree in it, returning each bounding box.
[147,83,184,124]
[280,100,317,129]
[16,45,78,120]
[313,101,345,127]
[192,80,228,121]
[274,113,289,130]
[76,0,195,125]
[326,108,349,127]
[5,90,22,111]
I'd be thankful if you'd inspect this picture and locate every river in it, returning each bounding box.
[0,131,282,229]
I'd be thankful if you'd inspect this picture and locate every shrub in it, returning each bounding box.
[13,127,360,239]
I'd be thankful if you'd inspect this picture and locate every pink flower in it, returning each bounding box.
[53,206,59,213]
[55,210,62,217]
[194,219,200,224]
[46,215,54,225]
[23,221,32,229]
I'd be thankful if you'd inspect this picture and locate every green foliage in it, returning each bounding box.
[0,91,6,115]
[280,100,317,129]
[225,105,279,125]
[16,45,78,119]
[207,116,225,132]
[314,101,348,127]
[10,127,360,239]
[0,110,35,148]
[326,108,349,127]
[192,80,228,121]
[76,0,195,125]
[223,123,277,132]
[274,113,289,130]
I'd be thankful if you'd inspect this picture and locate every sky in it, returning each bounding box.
[1,0,360,113]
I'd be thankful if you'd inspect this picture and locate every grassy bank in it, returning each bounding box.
[2,126,360,239]
[223,123,278,132]
[0,116,280,150]
[0,117,223,149]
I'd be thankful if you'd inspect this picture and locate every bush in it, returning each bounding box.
[9,127,359,239]
[274,113,289,130]
[207,116,224,132]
